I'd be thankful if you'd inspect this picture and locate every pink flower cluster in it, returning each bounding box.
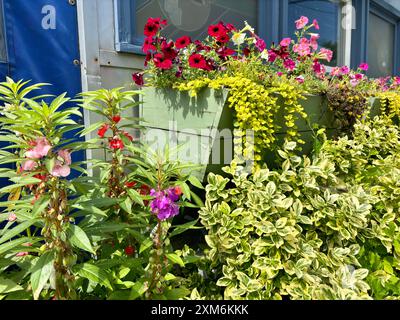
[21,137,72,178]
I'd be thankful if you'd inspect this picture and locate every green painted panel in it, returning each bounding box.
[140,87,381,179]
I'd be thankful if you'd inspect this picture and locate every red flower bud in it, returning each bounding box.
[125,181,137,188]
[112,115,121,124]
[125,245,135,256]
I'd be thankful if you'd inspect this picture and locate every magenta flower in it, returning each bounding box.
[283,58,296,71]
[340,66,350,75]
[295,16,309,29]
[280,38,292,47]
[149,187,182,220]
[394,77,400,85]
[254,37,266,52]
[51,150,71,178]
[295,76,305,84]
[25,137,51,159]
[358,63,369,71]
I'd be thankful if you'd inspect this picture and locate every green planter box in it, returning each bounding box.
[140,87,380,180]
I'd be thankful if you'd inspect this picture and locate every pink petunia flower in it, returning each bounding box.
[280,38,292,47]
[295,76,305,84]
[318,48,333,62]
[295,16,309,29]
[25,137,51,159]
[293,43,311,56]
[340,66,350,75]
[358,63,369,71]
[313,19,320,30]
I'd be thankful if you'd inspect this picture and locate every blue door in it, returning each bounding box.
[0,0,84,187]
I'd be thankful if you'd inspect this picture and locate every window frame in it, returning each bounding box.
[114,0,275,55]
[351,0,400,75]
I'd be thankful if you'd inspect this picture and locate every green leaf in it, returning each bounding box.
[0,219,37,245]
[188,175,204,189]
[129,279,147,300]
[0,237,35,255]
[73,263,113,290]
[169,219,201,238]
[68,224,96,254]
[164,287,190,300]
[0,277,23,294]
[45,158,56,173]
[139,238,153,254]
[119,197,133,214]
[30,251,55,300]
[127,189,145,206]
[166,253,185,267]
[79,121,104,137]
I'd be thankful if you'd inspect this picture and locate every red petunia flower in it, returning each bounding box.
[216,33,230,44]
[112,115,121,124]
[144,52,152,67]
[132,72,144,86]
[189,53,207,70]
[175,36,191,49]
[142,37,156,53]
[153,53,173,70]
[225,23,236,32]
[144,18,166,37]
[109,137,124,150]
[243,47,251,57]
[161,40,178,60]
[208,23,227,38]
[97,123,110,138]
[144,22,158,37]
[216,46,235,60]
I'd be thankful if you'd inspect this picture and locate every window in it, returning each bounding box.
[352,0,400,76]
[136,0,257,40]
[367,12,395,77]
[116,0,259,54]
[288,0,341,66]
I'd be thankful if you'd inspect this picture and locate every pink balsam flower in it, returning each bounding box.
[25,137,51,159]
[21,160,38,172]
[51,150,71,178]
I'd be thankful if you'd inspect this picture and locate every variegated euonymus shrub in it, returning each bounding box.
[199,117,400,300]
